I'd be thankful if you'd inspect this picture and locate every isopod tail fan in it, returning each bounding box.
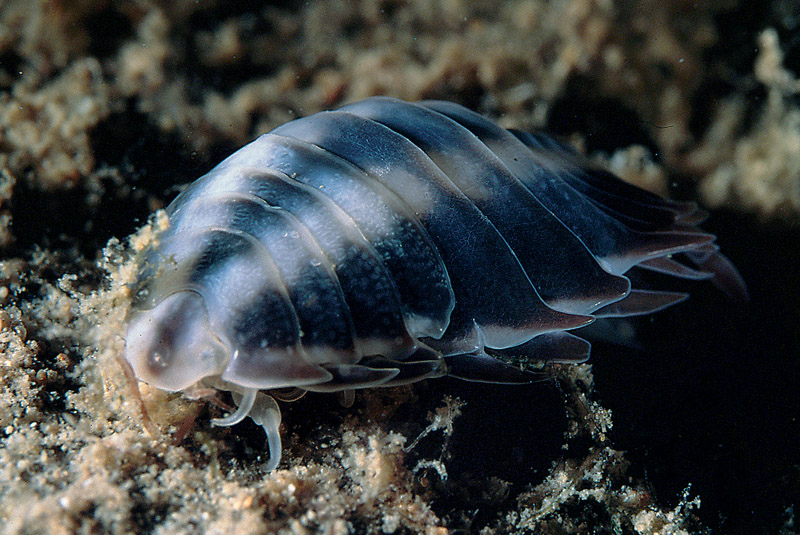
[213,390,283,471]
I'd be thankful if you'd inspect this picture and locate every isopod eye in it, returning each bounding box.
[125,291,229,391]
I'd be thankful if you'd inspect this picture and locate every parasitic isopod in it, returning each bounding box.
[124,97,746,469]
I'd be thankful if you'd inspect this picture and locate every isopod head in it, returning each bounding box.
[125,288,287,470]
[125,291,229,392]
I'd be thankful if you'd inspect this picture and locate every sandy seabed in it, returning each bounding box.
[1,1,799,534]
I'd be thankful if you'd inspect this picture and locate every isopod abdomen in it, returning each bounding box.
[124,97,746,469]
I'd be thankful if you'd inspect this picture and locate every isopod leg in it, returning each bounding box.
[211,390,284,470]
[271,387,307,402]
[212,388,257,426]
[248,393,283,471]
[338,389,355,408]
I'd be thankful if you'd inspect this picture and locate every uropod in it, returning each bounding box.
[124,97,746,469]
